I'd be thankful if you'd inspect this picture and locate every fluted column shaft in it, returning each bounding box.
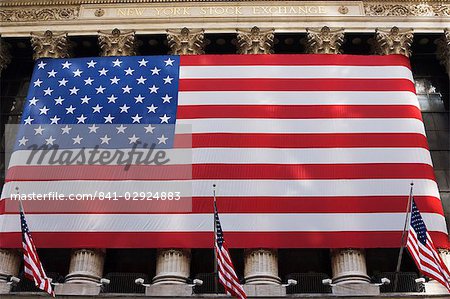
[65,249,105,284]
[0,249,20,282]
[244,249,280,284]
[436,29,450,75]
[153,249,191,284]
[331,249,370,284]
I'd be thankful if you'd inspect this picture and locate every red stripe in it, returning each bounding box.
[5,163,437,181]
[180,54,411,69]
[174,133,429,149]
[179,78,416,93]
[177,105,423,120]
[1,231,448,248]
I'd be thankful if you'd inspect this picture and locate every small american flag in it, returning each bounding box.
[20,202,54,296]
[214,201,246,299]
[407,199,450,292]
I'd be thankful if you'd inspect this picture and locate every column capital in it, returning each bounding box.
[306,26,344,54]
[98,28,137,57]
[236,26,275,55]
[436,29,450,74]
[167,27,205,55]
[30,30,71,60]
[374,27,414,57]
[0,40,11,73]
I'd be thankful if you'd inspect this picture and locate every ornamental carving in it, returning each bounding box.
[306,26,344,54]
[98,28,137,57]
[436,29,450,74]
[0,40,12,74]
[0,7,79,22]
[30,30,72,60]
[167,27,205,55]
[373,27,413,57]
[365,3,450,17]
[236,26,274,55]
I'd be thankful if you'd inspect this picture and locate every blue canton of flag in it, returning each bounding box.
[16,56,180,150]
[410,201,427,245]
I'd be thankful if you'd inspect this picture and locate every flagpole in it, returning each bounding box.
[16,186,24,213]
[393,182,414,292]
[213,184,218,294]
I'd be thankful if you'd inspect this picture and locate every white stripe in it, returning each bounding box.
[8,148,434,166]
[1,212,447,233]
[176,118,426,135]
[179,65,414,81]
[1,179,440,198]
[178,91,419,107]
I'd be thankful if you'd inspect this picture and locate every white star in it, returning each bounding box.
[24,116,33,125]
[96,85,106,94]
[39,106,49,115]
[157,134,168,144]
[73,69,83,77]
[134,94,145,103]
[80,95,91,104]
[122,85,132,93]
[61,125,71,134]
[48,69,57,77]
[151,67,161,75]
[29,97,39,106]
[43,87,53,96]
[131,114,142,123]
[147,104,157,113]
[62,61,72,69]
[34,125,45,135]
[116,125,127,134]
[76,114,87,123]
[87,60,97,68]
[144,124,155,133]
[88,124,99,133]
[124,67,134,75]
[149,85,159,93]
[162,94,172,103]
[18,136,28,146]
[119,104,130,113]
[50,115,61,124]
[37,61,46,69]
[54,96,64,105]
[159,114,171,123]
[110,76,120,84]
[66,105,76,114]
[163,75,173,84]
[136,76,147,84]
[69,86,80,95]
[100,135,111,144]
[72,135,83,144]
[164,58,175,66]
[112,59,122,67]
[128,134,140,144]
[84,77,94,85]
[138,58,148,66]
[58,78,68,86]
[107,95,117,103]
[104,114,114,123]
[99,68,109,76]
[33,79,43,87]
[45,136,56,145]
[92,104,103,113]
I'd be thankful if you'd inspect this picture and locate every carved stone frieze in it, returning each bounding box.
[30,30,72,60]
[364,3,450,17]
[236,26,274,55]
[373,26,413,57]
[0,40,12,73]
[0,7,79,22]
[306,26,344,54]
[98,28,137,57]
[167,27,205,55]
[436,29,450,74]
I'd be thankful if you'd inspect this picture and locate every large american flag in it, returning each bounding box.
[214,200,246,299]
[407,200,450,292]
[20,202,54,296]
[0,54,447,249]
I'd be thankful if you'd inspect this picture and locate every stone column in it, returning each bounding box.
[0,38,11,74]
[373,26,414,57]
[305,26,344,54]
[436,29,450,75]
[0,249,20,294]
[167,27,205,55]
[98,28,137,57]
[65,249,105,284]
[331,249,370,284]
[152,249,191,284]
[236,26,274,54]
[30,30,71,60]
[244,249,280,284]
